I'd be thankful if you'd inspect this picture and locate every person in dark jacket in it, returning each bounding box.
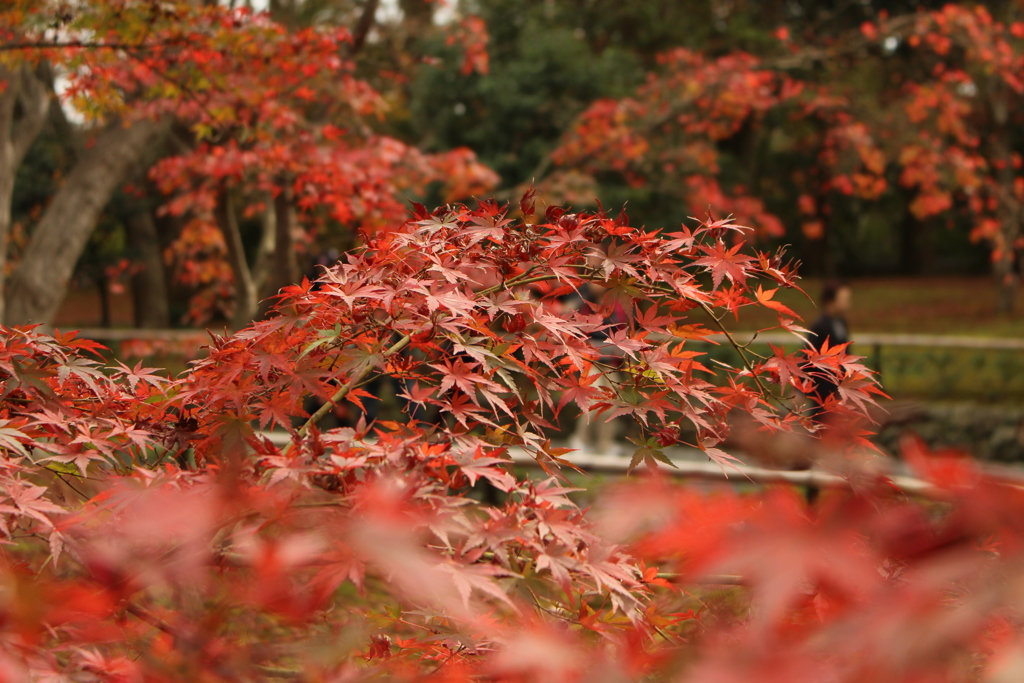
[805,280,851,419]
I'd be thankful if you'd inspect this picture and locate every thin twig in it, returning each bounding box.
[46,469,89,500]
[424,645,464,677]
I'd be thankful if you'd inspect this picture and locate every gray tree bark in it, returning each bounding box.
[5,117,169,326]
[272,181,299,288]
[214,184,259,330]
[255,182,299,320]
[0,65,52,324]
[251,195,276,298]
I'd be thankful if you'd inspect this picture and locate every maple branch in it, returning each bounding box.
[349,0,380,56]
[478,264,602,300]
[494,14,924,208]
[484,275,553,296]
[628,275,789,408]
[692,300,786,407]
[765,14,918,71]
[124,603,178,639]
[255,665,304,679]
[296,333,411,439]
[129,602,303,677]
[657,572,746,585]
[477,266,545,296]
[0,40,160,52]
[477,270,782,411]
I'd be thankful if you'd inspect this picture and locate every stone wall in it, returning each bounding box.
[875,402,1024,463]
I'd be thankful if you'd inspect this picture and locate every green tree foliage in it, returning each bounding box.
[403,0,642,189]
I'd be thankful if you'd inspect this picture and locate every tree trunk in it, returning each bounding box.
[272,181,300,291]
[126,206,170,328]
[0,65,51,324]
[251,195,276,298]
[153,207,190,324]
[257,182,300,319]
[350,0,380,55]
[995,249,1017,314]
[97,272,111,328]
[899,195,926,275]
[803,208,836,278]
[0,70,19,327]
[5,117,168,327]
[214,184,258,330]
[988,87,1019,314]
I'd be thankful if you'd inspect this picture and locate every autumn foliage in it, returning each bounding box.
[0,196,1018,680]
[0,1,499,326]
[1,0,1023,678]
[548,4,1024,307]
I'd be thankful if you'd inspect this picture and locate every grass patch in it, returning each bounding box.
[686,338,1024,403]
[734,276,1024,337]
[722,276,1024,402]
[55,277,1024,402]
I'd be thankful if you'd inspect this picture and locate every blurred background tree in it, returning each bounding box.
[397,0,1006,287]
[0,0,496,329]
[6,0,1024,330]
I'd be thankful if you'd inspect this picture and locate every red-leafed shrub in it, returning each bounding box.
[0,199,1016,681]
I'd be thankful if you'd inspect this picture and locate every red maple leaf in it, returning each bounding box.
[693,240,755,291]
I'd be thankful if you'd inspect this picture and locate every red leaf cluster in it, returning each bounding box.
[550,5,1024,271]
[2,0,499,324]
[6,197,1013,681]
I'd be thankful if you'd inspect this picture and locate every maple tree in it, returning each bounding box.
[0,0,497,328]
[0,194,1020,680]
[866,6,1024,312]
[546,3,1024,308]
[1,2,1024,677]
